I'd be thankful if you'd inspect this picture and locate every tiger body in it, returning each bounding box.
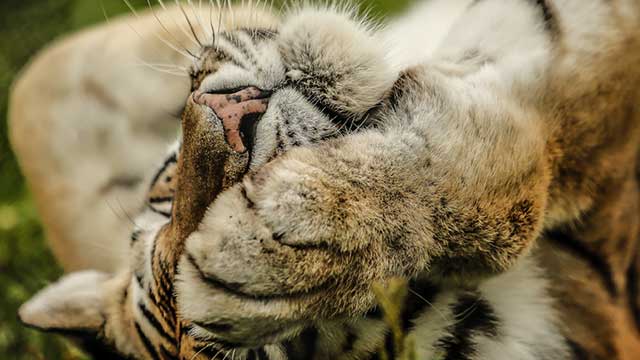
[11,1,640,359]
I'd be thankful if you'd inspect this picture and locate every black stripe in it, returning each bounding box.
[216,37,250,70]
[254,348,269,359]
[245,350,257,360]
[545,229,618,297]
[402,279,439,332]
[437,293,499,360]
[298,327,318,359]
[342,328,358,353]
[150,231,177,329]
[149,196,174,204]
[135,322,161,360]
[529,0,560,34]
[382,328,396,359]
[150,153,177,190]
[533,0,553,26]
[135,272,145,290]
[158,345,176,360]
[147,203,172,218]
[239,184,255,209]
[130,228,143,245]
[223,32,259,68]
[627,251,640,330]
[137,301,176,346]
[566,338,589,360]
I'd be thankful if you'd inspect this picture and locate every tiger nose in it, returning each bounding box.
[193,86,272,153]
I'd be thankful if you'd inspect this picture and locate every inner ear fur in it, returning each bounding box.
[18,270,111,334]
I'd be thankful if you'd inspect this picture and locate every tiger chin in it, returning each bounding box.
[13,1,640,359]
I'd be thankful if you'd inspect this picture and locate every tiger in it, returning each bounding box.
[10,0,640,359]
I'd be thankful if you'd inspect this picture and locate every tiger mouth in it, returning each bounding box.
[194,86,272,153]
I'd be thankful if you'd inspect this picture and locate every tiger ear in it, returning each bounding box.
[18,271,110,334]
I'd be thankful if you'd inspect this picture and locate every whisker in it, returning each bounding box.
[177,0,204,47]
[157,0,168,10]
[83,236,130,255]
[100,0,111,24]
[216,0,224,50]
[208,0,216,46]
[408,288,449,323]
[116,197,142,228]
[227,0,236,29]
[187,0,207,43]
[134,61,188,71]
[122,0,139,17]
[450,297,481,326]
[147,0,200,59]
[166,0,203,48]
[259,0,269,30]
[131,61,188,76]
[190,343,213,360]
[221,349,231,360]
[120,0,196,60]
[210,347,225,360]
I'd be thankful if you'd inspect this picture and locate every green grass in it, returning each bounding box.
[0,1,411,358]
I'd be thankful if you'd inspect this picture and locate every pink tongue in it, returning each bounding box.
[194,87,270,153]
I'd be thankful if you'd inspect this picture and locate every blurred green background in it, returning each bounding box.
[0,0,410,358]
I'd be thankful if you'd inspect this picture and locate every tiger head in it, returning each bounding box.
[18,4,399,359]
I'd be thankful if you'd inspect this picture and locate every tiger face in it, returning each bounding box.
[18,5,399,359]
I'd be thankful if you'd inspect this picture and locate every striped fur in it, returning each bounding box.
[16,0,640,359]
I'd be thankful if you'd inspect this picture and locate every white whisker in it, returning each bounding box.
[122,0,139,17]
[188,0,208,44]
[216,0,224,50]
[221,349,231,360]
[208,0,216,46]
[100,0,111,24]
[190,343,213,360]
[177,0,204,47]
[408,288,449,323]
[120,0,196,60]
[133,60,188,72]
[209,347,224,360]
[147,0,200,59]
[168,0,203,48]
[227,0,236,29]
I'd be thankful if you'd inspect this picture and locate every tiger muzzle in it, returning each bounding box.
[144,87,272,358]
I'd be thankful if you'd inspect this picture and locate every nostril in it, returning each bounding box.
[193,86,271,153]
[252,88,273,99]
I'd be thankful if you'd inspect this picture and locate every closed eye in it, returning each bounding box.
[204,85,253,95]
[282,82,367,130]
